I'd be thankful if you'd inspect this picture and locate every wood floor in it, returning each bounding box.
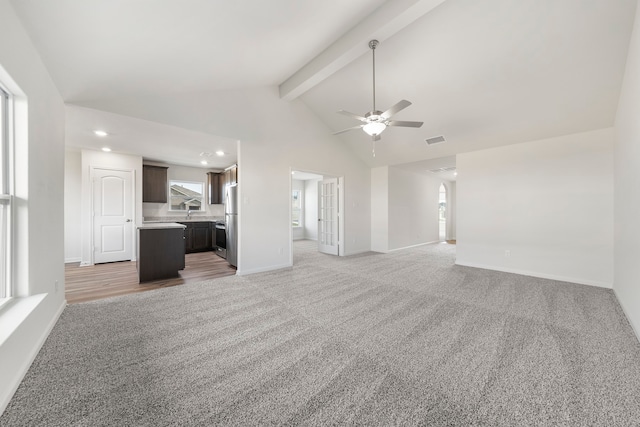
[65,251,236,304]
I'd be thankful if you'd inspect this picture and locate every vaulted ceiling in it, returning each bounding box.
[10,0,637,171]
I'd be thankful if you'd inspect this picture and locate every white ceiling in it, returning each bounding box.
[10,0,638,171]
[66,105,238,169]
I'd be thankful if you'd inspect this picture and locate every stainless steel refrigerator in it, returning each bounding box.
[225,184,238,267]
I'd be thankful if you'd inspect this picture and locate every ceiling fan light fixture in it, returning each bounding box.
[332,39,423,153]
[363,122,386,136]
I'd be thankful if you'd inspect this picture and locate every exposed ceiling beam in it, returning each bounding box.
[278,0,447,101]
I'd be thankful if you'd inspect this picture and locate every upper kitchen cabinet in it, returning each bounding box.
[225,164,238,186]
[207,172,224,205]
[143,165,168,203]
[208,164,238,205]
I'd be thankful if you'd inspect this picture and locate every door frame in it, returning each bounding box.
[289,167,344,266]
[89,166,136,265]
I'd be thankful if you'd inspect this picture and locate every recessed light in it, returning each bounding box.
[200,160,208,165]
[215,150,225,156]
[102,147,111,152]
[94,130,108,137]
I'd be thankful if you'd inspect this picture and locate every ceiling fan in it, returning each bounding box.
[333,39,423,152]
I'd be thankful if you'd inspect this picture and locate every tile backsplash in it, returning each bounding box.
[143,201,224,219]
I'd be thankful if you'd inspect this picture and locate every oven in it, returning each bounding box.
[214,221,227,259]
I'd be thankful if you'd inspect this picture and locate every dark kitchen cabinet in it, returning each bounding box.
[137,227,185,282]
[208,164,237,205]
[143,165,168,203]
[207,172,224,204]
[180,222,213,253]
[225,164,238,186]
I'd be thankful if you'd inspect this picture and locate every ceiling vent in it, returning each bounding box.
[428,166,456,173]
[425,135,446,145]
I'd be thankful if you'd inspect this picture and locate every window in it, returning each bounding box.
[169,180,204,211]
[292,189,302,227]
[0,84,11,301]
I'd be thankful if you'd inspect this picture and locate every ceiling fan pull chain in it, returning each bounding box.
[372,139,376,157]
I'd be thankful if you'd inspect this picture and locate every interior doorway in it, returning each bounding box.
[439,182,447,241]
[290,169,342,262]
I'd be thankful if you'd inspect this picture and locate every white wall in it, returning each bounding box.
[304,179,319,240]
[445,181,457,240]
[0,0,66,412]
[64,149,82,262]
[614,3,640,338]
[371,166,441,252]
[457,127,615,288]
[226,88,371,274]
[80,150,143,265]
[74,86,372,274]
[388,167,441,250]
[371,167,389,252]
[142,162,224,219]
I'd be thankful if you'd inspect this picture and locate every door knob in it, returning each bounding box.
[126,219,131,222]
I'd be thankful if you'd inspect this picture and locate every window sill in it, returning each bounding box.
[0,294,47,347]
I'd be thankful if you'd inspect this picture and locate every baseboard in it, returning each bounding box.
[612,288,640,344]
[387,240,440,253]
[64,257,81,264]
[343,249,371,256]
[0,298,66,415]
[454,260,613,289]
[236,262,292,276]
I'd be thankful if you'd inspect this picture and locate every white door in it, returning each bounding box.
[93,168,133,264]
[318,178,339,255]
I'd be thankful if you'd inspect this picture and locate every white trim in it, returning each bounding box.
[338,176,345,256]
[372,240,441,254]
[64,257,81,264]
[390,240,441,252]
[343,249,370,256]
[237,262,292,276]
[454,260,613,289]
[613,289,640,343]
[288,168,293,267]
[0,297,66,414]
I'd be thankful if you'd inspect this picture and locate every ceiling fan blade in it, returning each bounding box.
[333,125,364,135]
[381,100,412,119]
[387,120,424,128]
[337,110,368,122]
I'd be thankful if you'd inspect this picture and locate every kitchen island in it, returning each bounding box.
[137,222,187,283]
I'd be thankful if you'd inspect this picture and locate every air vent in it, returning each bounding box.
[428,166,456,173]
[425,135,446,145]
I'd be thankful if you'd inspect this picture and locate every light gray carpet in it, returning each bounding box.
[2,241,640,426]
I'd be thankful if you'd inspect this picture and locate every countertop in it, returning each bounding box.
[137,222,187,230]
[143,216,223,223]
